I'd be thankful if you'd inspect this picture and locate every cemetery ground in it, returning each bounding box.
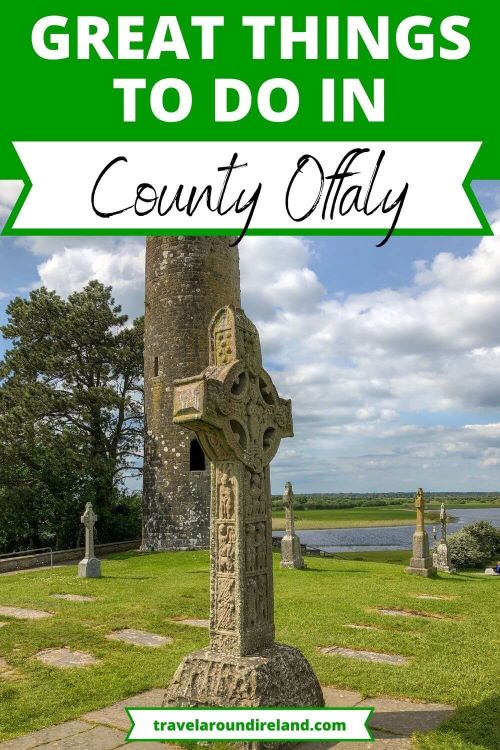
[0,551,498,750]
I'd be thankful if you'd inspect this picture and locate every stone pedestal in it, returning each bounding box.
[406,531,436,577]
[78,557,101,578]
[280,536,304,570]
[165,643,323,708]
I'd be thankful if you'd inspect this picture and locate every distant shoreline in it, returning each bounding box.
[271,504,499,531]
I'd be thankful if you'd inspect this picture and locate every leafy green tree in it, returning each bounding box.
[0,281,143,551]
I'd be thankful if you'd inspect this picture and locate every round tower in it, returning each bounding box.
[142,236,241,550]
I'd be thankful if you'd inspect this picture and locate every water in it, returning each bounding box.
[273,507,500,552]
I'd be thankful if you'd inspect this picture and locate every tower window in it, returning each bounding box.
[190,439,206,471]
[154,356,159,377]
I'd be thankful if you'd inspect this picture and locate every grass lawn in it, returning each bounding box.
[271,506,437,530]
[335,549,412,565]
[0,550,499,749]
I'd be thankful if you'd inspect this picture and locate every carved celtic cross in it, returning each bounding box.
[415,487,425,531]
[283,481,295,538]
[81,502,97,557]
[439,503,448,543]
[173,305,293,657]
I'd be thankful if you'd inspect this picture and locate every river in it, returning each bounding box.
[273,507,500,553]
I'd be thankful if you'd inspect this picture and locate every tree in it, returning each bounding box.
[0,281,143,551]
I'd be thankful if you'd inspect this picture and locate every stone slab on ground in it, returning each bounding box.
[35,648,99,668]
[0,606,52,620]
[0,721,91,750]
[169,617,209,628]
[377,608,441,619]
[105,629,172,648]
[344,623,378,631]
[337,735,413,749]
[51,594,95,602]
[320,646,409,666]
[0,685,454,750]
[323,687,363,706]
[358,695,455,735]
[28,727,124,750]
[82,689,165,730]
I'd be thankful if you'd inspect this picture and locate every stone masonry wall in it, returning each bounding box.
[142,236,241,550]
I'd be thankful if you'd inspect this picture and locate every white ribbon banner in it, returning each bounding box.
[11,141,481,239]
[126,707,373,742]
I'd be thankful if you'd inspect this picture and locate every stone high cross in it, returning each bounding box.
[165,305,322,710]
[280,481,305,570]
[283,482,295,537]
[82,503,97,557]
[405,488,436,578]
[78,502,101,578]
[439,503,448,543]
[433,503,455,573]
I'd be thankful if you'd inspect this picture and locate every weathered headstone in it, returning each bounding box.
[432,503,455,573]
[280,482,305,569]
[484,567,499,575]
[405,488,436,577]
[165,305,323,714]
[78,502,101,578]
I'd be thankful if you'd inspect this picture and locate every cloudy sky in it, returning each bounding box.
[1,181,500,493]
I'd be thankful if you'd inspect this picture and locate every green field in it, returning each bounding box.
[335,549,412,565]
[0,550,498,749]
[271,501,500,530]
[272,506,433,529]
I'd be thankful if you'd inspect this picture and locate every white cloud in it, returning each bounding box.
[37,239,145,320]
[239,226,500,490]
[14,222,500,491]
[0,180,23,222]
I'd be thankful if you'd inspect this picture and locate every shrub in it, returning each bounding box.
[448,521,500,569]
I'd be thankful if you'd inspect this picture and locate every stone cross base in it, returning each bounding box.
[78,557,101,578]
[280,536,305,570]
[405,559,436,577]
[433,544,455,573]
[406,530,436,577]
[164,643,324,712]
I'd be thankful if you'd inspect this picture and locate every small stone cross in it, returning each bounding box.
[415,487,425,531]
[280,481,305,570]
[439,502,448,543]
[78,502,101,578]
[82,502,97,558]
[283,481,295,537]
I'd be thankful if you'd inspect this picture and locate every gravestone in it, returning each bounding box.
[78,502,101,578]
[432,503,455,573]
[164,305,323,715]
[280,481,305,569]
[405,488,436,577]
